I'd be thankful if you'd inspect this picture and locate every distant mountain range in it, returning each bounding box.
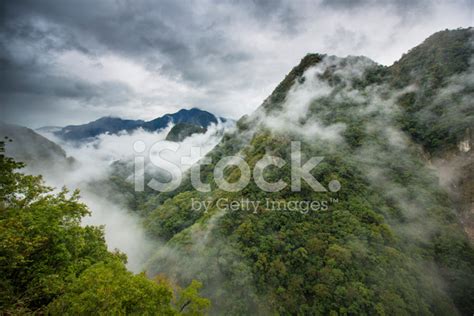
[0,107,230,175]
[48,108,228,142]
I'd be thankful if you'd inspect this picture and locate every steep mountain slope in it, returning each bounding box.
[391,28,473,154]
[0,122,75,174]
[388,28,474,241]
[138,28,474,315]
[54,108,226,142]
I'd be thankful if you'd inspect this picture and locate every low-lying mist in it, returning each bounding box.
[37,121,233,272]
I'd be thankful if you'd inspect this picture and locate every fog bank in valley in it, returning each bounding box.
[37,122,232,272]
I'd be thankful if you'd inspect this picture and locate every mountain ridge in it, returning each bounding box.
[50,107,228,142]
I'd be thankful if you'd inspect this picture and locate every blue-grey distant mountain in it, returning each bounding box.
[52,108,227,142]
[142,108,224,131]
[55,117,145,141]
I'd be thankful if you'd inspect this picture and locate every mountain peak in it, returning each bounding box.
[390,27,473,88]
[262,53,324,111]
[53,108,227,142]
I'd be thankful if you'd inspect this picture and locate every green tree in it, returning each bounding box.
[47,260,176,315]
[1,141,117,312]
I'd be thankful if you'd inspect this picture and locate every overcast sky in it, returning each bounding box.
[0,0,472,128]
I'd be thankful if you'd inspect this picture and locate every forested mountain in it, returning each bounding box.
[389,28,474,240]
[136,28,474,315]
[53,108,227,142]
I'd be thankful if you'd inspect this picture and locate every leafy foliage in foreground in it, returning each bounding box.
[0,142,209,315]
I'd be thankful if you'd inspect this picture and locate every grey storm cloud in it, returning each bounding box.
[0,0,252,83]
[0,54,132,103]
[0,0,472,127]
